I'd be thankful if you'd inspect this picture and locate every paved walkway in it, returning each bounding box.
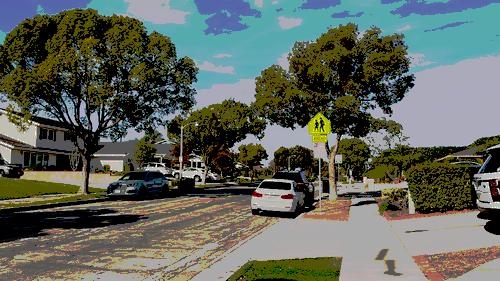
[339,197,427,280]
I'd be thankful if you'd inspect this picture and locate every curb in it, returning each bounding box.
[0,196,110,214]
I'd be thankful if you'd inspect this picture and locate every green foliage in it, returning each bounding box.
[0,8,198,194]
[171,178,195,190]
[337,138,370,180]
[103,165,111,173]
[238,143,268,182]
[123,162,131,174]
[406,163,477,213]
[273,145,314,172]
[133,136,158,168]
[251,22,415,198]
[380,187,408,211]
[167,99,266,184]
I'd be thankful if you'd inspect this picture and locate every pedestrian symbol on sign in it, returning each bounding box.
[308,113,331,135]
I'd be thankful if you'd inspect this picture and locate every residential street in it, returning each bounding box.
[0,187,286,280]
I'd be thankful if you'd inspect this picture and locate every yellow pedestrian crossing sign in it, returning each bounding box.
[308,113,331,135]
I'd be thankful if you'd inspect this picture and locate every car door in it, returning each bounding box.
[144,172,157,194]
[293,182,305,206]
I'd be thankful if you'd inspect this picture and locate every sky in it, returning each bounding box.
[1,0,499,167]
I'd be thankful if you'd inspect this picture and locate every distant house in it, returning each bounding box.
[0,108,82,169]
[91,140,175,172]
[435,146,485,163]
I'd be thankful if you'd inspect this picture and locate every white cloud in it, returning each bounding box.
[193,79,257,110]
[196,61,236,74]
[277,52,289,71]
[408,53,437,67]
[254,0,263,8]
[397,25,411,31]
[377,55,500,148]
[272,1,279,4]
[278,16,302,29]
[123,0,191,24]
[213,54,232,58]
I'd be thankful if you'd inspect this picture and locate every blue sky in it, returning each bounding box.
[1,0,499,167]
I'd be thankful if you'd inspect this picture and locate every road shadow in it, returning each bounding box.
[168,187,256,198]
[351,199,378,206]
[0,208,147,243]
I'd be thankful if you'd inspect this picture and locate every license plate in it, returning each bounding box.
[114,190,121,194]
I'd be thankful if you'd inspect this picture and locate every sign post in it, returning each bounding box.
[308,113,331,213]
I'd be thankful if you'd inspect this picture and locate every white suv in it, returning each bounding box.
[474,144,500,216]
[143,163,173,176]
[172,168,220,182]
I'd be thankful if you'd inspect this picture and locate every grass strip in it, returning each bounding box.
[228,257,342,281]
[0,193,107,208]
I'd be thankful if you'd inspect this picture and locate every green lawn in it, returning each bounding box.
[0,178,105,200]
[229,257,342,281]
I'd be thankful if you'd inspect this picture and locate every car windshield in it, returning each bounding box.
[120,172,147,181]
[479,153,500,174]
[0,159,8,165]
[273,172,303,183]
[259,181,292,190]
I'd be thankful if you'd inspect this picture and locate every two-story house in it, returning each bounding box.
[0,108,82,170]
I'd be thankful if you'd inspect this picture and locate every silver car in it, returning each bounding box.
[107,171,169,198]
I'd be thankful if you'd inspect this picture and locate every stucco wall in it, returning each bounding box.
[20,171,121,183]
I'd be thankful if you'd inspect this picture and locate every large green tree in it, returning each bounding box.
[251,22,415,199]
[273,145,314,172]
[238,143,268,183]
[167,99,266,184]
[0,9,198,193]
[133,136,158,168]
[336,138,371,181]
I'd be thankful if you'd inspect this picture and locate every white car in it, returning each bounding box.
[143,163,172,176]
[474,144,500,216]
[251,179,305,215]
[173,168,220,182]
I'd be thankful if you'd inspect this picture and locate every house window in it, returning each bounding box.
[38,128,56,141]
[48,130,53,140]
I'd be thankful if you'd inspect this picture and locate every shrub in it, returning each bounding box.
[103,165,111,173]
[381,187,408,211]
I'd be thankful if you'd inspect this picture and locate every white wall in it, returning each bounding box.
[0,114,37,147]
[100,160,124,172]
[0,145,12,162]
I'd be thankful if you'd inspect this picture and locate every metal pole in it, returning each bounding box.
[319,157,322,212]
[288,157,290,171]
[180,125,183,180]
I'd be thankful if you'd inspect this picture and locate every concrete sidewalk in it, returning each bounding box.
[339,197,427,280]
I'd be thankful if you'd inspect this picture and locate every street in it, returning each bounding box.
[0,187,288,280]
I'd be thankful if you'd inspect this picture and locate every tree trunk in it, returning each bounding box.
[326,135,341,200]
[79,153,91,194]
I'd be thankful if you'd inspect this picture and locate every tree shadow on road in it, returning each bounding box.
[0,208,147,243]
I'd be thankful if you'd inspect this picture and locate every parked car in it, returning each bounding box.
[143,162,173,176]
[474,144,500,216]
[272,170,314,206]
[172,167,220,182]
[251,179,305,215]
[450,161,482,175]
[0,158,24,179]
[106,171,169,198]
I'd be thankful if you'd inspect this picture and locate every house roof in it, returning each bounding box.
[435,146,484,162]
[0,108,70,130]
[93,140,175,159]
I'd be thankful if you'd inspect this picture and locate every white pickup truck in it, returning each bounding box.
[172,167,220,182]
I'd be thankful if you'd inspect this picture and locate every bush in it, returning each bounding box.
[380,187,408,211]
[406,162,477,213]
[103,165,111,174]
[170,178,195,191]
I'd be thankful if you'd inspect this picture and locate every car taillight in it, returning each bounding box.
[491,187,500,196]
[490,180,499,187]
[252,191,263,197]
[281,194,294,199]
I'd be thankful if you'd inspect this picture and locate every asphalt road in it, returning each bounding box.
[0,186,296,280]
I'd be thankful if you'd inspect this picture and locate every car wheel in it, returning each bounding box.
[161,184,169,197]
[137,187,146,200]
[0,171,4,178]
[251,209,260,215]
[194,175,201,182]
[174,173,180,179]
